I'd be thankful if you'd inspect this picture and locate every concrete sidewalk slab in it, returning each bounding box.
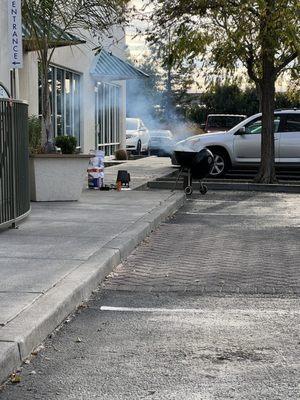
[0,157,185,384]
[0,293,40,326]
[103,156,175,189]
[0,259,83,293]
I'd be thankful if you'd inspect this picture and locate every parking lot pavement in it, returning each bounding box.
[104,191,300,295]
[1,191,299,400]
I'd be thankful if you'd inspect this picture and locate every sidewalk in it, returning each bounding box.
[0,157,185,383]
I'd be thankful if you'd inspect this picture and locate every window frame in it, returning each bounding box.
[244,115,283,135]
[96,82,121,156]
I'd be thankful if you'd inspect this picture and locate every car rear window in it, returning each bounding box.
[207,116,245,129]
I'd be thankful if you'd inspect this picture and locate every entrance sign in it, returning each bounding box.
[8,0,23,69]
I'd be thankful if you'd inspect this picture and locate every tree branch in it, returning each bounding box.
[275,52,298,75]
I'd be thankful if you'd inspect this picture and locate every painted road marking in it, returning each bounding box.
[100,306,205,313]
[181,212,296,217]
[100,306,299,315]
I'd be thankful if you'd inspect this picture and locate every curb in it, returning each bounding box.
[147,180,300,194]
[0,191,185,384]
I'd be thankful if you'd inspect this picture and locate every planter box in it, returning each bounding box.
[29,154,90,201]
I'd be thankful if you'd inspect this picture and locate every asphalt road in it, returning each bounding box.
[1,191,300,400]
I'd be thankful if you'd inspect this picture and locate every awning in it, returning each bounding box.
[90,49,149,81]
[22,23,85,51]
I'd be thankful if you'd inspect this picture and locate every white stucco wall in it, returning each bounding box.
[0,0,11,91]
[18,28,127,154]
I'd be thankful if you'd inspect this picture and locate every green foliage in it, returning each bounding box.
[182,83,299,125]
[54,135,77,154]
[275,86,300,109]
[28,115,42,154]
[150,0,300,83]
[201,84,259,117]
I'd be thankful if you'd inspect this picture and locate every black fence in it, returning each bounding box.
[0,99,30,229]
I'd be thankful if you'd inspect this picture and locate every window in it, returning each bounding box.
[207,116,245,130]
[126,118,139,131]
[39,65,81,145]
[283,114,300,132]
[245,117,280,134]
[96,82,121,156]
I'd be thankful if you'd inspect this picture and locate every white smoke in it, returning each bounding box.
[126,79,197,155]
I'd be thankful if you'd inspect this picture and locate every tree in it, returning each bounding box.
[145,25,196,120]
[127,44,194,126]
[22,0,128,151]
[149,0,300,182]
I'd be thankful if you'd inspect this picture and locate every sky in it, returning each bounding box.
[126,0,150,62]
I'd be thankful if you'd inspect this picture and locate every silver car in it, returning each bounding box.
[126,118,150,154]
[149,130,174,156]
[174,109,300,177]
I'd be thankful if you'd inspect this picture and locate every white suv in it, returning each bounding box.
[174,109,300,177]
[126,118,150,155]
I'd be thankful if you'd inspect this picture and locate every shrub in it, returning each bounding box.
[54,135,77,154]
[115,149,128,160]
[28,116,42,154]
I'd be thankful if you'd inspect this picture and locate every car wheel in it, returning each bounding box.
[184,185,193,195]
[209,150,228,177]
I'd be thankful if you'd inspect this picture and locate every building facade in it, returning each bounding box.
[0,2,146,155]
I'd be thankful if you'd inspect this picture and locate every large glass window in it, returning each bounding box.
[39,65,81,145]
[95,82,121,156]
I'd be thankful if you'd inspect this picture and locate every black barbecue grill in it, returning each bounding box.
[173,148,214,195]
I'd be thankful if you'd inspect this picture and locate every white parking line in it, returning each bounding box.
[100,306,298,314]
[100,306,204,313]
[182,211,280,216]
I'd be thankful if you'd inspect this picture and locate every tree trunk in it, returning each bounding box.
[254,69,277,183]
[254,0,277,183]
[40,42,54,152]
[165,66,173,120]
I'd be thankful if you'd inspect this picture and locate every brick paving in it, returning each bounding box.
[103,192,300,295]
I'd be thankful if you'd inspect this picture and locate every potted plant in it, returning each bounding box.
[29,117,90,201]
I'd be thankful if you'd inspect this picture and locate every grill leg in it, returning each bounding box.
[184,169,193,196]
[199,181,208,195]
[172,167,184,192]
[188,169,191,186]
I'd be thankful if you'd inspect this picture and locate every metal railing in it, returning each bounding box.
[0,99,30,229]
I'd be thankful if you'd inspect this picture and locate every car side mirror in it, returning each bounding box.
[235,126,246,135]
